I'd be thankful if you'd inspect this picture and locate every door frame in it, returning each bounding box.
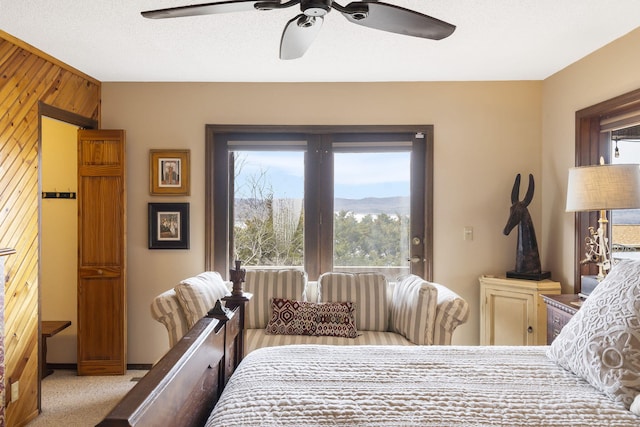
[37,102,97,409]
[204,124,434,281]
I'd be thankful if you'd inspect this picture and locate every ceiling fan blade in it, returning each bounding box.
[340,1,455,40]
[280,14,324,60]
[142,0,271,19]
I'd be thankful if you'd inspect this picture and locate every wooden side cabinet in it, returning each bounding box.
[541,294,581,344]
[479,275,561,346]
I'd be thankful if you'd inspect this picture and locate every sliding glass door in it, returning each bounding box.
[206,125,433,281]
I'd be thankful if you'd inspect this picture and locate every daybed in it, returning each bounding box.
[102,259,640,426]
[150,269,470,355]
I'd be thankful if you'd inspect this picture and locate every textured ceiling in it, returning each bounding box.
[1,0,640,82]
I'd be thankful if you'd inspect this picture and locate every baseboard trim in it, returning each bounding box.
[127,363,153,370]
[47,363,153,371]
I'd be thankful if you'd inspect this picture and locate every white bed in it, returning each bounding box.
[205,344,640,426]
[207,259,640,426]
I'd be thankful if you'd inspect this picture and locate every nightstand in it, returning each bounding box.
[479,275,561,346]
[541,294,581,344]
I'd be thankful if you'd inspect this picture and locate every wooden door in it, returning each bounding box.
[77,130,126,375]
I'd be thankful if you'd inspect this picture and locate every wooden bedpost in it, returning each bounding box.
[222,260,252,365]
[229,259,245,296]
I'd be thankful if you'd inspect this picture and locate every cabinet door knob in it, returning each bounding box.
[527,326,533,334]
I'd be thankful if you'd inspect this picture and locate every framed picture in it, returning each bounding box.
[149,149,190,195]
[148,203,190,249]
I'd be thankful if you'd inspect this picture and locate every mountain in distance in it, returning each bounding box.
[236,196,410,219]
[335,197,410,216]
[612,209,640,225]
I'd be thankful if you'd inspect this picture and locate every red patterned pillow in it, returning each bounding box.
[265,298,317,336]
[265,299,358,338]
[315,301,358,338]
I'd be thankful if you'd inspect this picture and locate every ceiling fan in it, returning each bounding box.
[141,0,455,60]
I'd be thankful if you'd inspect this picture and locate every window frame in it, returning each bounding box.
[204,124,434,281]
[574,88,640,291]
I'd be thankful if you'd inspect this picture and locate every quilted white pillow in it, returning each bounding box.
[174,271,230,328]
[547,259,640,413]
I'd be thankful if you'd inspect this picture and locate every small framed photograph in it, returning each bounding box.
[149,149,190,195]
[148,203,190,249]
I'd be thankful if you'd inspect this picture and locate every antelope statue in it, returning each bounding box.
[503,174,549,280]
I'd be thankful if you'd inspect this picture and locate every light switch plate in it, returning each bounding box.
[463,226,473,241]
[11,380,19,402]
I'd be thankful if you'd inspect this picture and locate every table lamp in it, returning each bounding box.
[566,160,640,280]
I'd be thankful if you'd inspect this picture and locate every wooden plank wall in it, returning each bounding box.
[0,30,100,426]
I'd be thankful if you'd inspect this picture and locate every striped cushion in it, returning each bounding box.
[389,274,438,345]
[318,272,388,332]
[174,271,231,328]
[430,281,470,345]
[150,289,190,348]
[244,269,308,329]
[245,329,412,355]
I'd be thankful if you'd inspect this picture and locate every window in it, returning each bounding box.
[610,126,640,261]
[205,125,433,281]
[574,88,640,290]
[233,150,305,268]
[332,151,411,280]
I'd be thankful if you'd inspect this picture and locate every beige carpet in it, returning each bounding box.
[27,369,147,427]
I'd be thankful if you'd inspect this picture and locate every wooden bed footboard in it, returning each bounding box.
[98,305,243,427]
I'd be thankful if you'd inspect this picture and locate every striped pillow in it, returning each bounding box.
[430,281,470,345]
[318,272,388,332]
[389,275,438,345]
[244,269,308,329]
[174,271,231,328]
[150,288,190,348]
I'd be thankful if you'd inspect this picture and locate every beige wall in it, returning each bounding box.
[41,117,79,363]
[102,81,543,363]
[541,27,640,293]
[103,23,640,364]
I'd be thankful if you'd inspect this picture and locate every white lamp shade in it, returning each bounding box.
[566,164,640,212]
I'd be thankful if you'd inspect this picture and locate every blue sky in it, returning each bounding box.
[235,151,411,199]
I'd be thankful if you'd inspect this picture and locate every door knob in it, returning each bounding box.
[407,256,424,263]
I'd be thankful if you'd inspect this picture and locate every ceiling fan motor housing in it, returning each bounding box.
[301,0,332,16]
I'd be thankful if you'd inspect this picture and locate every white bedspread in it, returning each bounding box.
[206,345,640,426]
